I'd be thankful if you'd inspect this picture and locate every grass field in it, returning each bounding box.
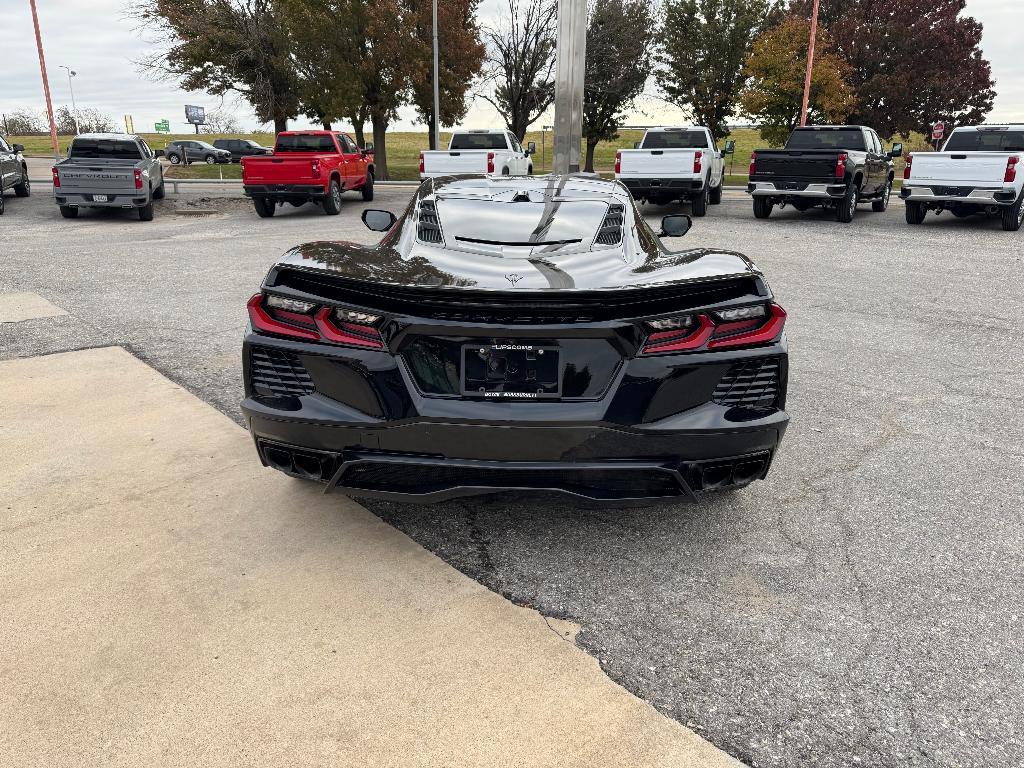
[13,126,925,181]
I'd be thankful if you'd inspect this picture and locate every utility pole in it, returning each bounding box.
[432,0,441,151]
[29,0,60,157]
[552,0,587,175]
[59,65,80,134]
[799,0,820,127]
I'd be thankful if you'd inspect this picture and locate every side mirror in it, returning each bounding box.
[659,214,692,238]
[722,140,736,155]
[889,142,904,158]
[527,141,536,155]
[362,208,396,232]
[633,141,641,149]
[12,143,25,153]
[363,142,374,153]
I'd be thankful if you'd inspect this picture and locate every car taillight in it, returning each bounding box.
[52,166,60,188]
[134,169,143,189]
[835,153,848,179]
[615,151,621,175]
[314,308,385,350]
[904,153,913,180]
[247,294,385,350]
[419,152,425,173]
[311,159,320,178]
[694,151,702,174]
[247,294,319,341]
[1005,155,1019,183]
[487,152,495,174]
[749,152,756,177]
[640,304,786,355]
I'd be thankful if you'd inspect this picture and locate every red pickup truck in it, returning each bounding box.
[241,130,374,217]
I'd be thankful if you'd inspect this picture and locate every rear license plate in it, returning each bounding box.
[93,194,109,202]
[462,343,560,399]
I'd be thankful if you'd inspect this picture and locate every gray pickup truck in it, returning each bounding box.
[53,133,165,221]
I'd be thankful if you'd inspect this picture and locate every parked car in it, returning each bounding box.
[164,140,232,165]
[241,130,374,217]
[240,175,790,502]
[901,124,1024,231]
[614,126,730,216]
[212,138,273,163]
[419,129,534,178]
[0,134,31,215]
[748,125,901,222]
[52,133,165,221]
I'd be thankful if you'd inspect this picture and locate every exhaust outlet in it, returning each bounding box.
[732,458,767,486]
[701,464,732,489]
[292,452,325,481]
[264,446,293,473]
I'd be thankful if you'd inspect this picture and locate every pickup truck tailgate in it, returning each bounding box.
[57,166,136,191]
[617,149,697,177]
[753,150,839,180]
[909,152,1012,185]
[422,151,489,175]
[243,156,320,183]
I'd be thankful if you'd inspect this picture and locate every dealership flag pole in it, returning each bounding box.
[552,0,587,174]
[799,0,820,127]
[29,0,60,157]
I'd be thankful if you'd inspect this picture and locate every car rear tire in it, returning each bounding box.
[322,180,343,215]
[168,153,182,165]
[138,201,154,221]
[59,205,78,219]
[691,185,709,217]
[1001,192,1024,232]
[14,171,30,197]
[752,197,773,219]
[253,197,275,218]
[905,201,926,225]
[204,155,216,165]
[361,171,374,201]
[836,184,857,223]
[872,179,892,212]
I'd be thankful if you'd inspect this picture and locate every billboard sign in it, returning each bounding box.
[185,105,206,125]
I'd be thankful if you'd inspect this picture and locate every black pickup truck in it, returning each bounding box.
[747,126,902,222]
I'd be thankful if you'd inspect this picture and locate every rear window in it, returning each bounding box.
[69,139,142,159]
[641,131,708,149]
[786,128,867,151]
[944,129,1024,152]
[435,198,609,246]
[449,133,509,150]
[275,134,337,152]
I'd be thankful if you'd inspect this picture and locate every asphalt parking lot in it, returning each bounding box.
[2,185,1022,767]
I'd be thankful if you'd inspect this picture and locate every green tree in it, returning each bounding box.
[739,16,855,145]
[656,0,782,139]
[581,0,654,172]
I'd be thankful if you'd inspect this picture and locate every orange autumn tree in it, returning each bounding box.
[739,15,855,145]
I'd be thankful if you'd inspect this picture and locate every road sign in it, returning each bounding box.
[154,119,170,133]
[932,121,945,141]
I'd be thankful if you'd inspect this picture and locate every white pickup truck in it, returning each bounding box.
[901,124,1024,231]
[614,126,731,216]
[420,129,535,179]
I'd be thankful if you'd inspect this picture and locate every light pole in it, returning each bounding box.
[59,65,80,134]
[799,0,820,127]
[431,0,440,150]
[552,0,587,174]
[29,0,60,157]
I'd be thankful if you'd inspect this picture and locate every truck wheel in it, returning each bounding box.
[253,198,275,218]
[14,171,30,197]
[872,179,892,212]
[204,155,216,165]
[138,201,154,221]
[836,184,857,223]
[168,153,182,165]
[905,201,926,225]
[752,197,773,219]
[322,180,343,215]
[691,186,709,217]
[59,205,78,219]
[361,171,374,202]
[152,181,166,200]
[709,183,722,205]
[1001,192,1024,232]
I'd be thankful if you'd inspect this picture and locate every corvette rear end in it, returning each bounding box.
[241,175,789,503]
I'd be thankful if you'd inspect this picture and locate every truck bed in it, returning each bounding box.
[616,149,699,178]
[55,158,138,193]
[751,150,841,181]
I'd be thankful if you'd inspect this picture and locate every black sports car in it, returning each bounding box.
[241,175,789,503]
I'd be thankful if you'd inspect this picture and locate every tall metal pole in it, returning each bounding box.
[552,0,587,174]
[799,0,820,127]
[60,65,79,134]
[29,0,60,157]
[431,0,441,150]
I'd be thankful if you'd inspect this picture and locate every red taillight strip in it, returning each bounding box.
[1005,156,1019,183]
[707,304,787,350]
[314,307,385,349]
[52,166,60,188]
[247,294,319,340]
[641,315,715,354]
[134,168,143,190]
[904,153,913,180]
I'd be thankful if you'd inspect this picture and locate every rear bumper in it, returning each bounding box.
[899,185,1018,205]
[244,184,327,200]
[54,193,149,208]
[618,178,704,199]
[747,181,847,199]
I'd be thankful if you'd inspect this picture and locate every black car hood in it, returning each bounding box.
[276,240,758,292]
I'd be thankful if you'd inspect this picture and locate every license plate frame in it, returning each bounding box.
[93,194,109,203]
[461,343,561,400]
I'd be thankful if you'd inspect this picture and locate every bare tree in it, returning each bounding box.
[479,0,557,141]
[200,108,243,133]
[2,109,45,135]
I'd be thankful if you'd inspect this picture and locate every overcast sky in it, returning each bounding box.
[0,0,1020,135]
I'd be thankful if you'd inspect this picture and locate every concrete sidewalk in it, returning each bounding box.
[0,347,741,768]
